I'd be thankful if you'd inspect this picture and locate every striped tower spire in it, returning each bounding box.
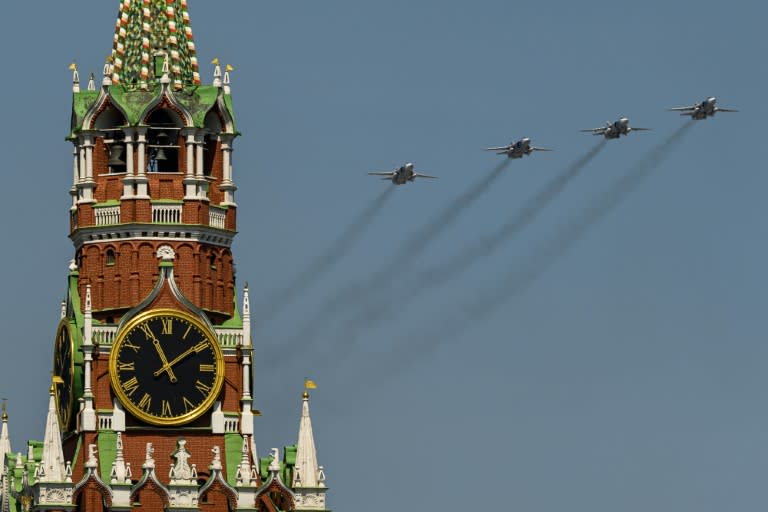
[110,0,201,88]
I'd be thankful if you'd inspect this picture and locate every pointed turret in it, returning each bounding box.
[292,388,328,510]
[38,385,66,482]
[110,0,200,88]
[0,401,10,461]
[294,391,322,488]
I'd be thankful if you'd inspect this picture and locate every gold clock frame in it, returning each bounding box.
[53,319,75,428]
[109,309,224,427]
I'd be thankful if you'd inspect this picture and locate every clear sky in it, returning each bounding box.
[1,1,767,510]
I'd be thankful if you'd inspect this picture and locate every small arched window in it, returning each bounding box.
[106,249,116,266]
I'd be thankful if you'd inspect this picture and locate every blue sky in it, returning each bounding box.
[1,1,767,510]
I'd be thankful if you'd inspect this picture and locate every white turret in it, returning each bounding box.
[38,386,66,482]
[292,390,328,510]
[0,401,10,460]
[32,386,74,508]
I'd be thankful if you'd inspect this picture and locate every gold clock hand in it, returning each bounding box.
[152,341,209,378]
[150,337,178,383]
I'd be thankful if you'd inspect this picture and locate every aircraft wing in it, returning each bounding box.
[413,173,438,179]
[667,105,696,112]
[580,127,606,134]
[368,171,395,177]
[630,127,651,131]
[484,146,511,152]
[716,107,739,112]
[531,146,553,152]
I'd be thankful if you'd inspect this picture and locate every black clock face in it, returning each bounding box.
[53,320,75,430]
[109,309,224,426]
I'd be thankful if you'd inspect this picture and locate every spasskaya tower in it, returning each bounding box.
[0,2,329,511]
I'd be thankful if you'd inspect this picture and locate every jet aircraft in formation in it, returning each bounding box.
[369,97,736,184]
[580,117,650,139]
[368,162,437,185]
[667,96,738,120]
[484,137,553,159]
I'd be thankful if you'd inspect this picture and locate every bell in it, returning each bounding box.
[108,144,126,166]
[154,131,170,145]
[153,147,169,161]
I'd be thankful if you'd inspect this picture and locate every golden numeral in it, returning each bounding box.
[137,393,152,412]
[161,318,173,335]
[122,376,140,397]
[118,361,135,371]
[199,364,215,373]
[195,380,212,395]
[138,323,156,340]
[161,400,172,417]
[123,340,141,353]
[183,324,193,340]
[182,396,195,412]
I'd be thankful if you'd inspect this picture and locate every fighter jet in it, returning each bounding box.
[368,163,437,185]
[667,96,738,120]
[581,117,650,139]
[484,137,553,159]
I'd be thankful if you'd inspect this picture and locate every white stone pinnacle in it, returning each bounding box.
[39,389,66,482]
[293,393,321,488]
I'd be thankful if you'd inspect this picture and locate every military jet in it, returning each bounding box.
[484,137,553,159]
[581,117,650,139]
[667,96,738,120]
[368,163,437,185]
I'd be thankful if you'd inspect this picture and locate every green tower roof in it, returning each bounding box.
[110,0,200,88]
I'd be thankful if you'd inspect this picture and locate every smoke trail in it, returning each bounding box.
[264,160,510,367]
[258,186,395,321]
[348,121,695,384]
[341,140,607,337]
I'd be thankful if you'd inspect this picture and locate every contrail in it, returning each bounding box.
[342,121,696,383]
[257,186,395,322]
[264,159,510,366]
[340,140,607,337]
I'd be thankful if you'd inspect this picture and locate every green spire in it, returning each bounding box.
[110,0,200,89]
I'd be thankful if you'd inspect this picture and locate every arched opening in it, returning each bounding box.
[145,108,182,173]
[203,110,223,177]
[105,249,116,266]
[94,107,128,174]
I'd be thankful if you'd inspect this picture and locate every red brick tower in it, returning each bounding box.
[0,2,329,511]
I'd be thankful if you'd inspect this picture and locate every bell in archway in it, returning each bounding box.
[108,144,126,166]
[153,147,169,161]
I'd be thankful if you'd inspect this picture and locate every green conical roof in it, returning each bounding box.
[110,0,200,88]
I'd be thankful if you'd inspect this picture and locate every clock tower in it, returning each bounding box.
[0,2,330,511]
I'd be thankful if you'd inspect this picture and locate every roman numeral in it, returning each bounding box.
[199,364,215,373]
[123,340,141,353]
[195,380,212,395]
[118,361,135,371]
[137,393,152,412]
[122,377,140,397]
[182,396,195,412]
[161,318,173,335]
[183,324,193,340]
[138,323,156,341]
[161,400,172,417]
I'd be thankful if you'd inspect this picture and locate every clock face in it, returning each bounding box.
[109,309,224,426]
[53,320,75,430]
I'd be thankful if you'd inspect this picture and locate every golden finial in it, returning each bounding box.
[68,61,77,71]
[225,64,234,72]
[2,399,7,422]
[303,391,309,399]
[211,57,220,65]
